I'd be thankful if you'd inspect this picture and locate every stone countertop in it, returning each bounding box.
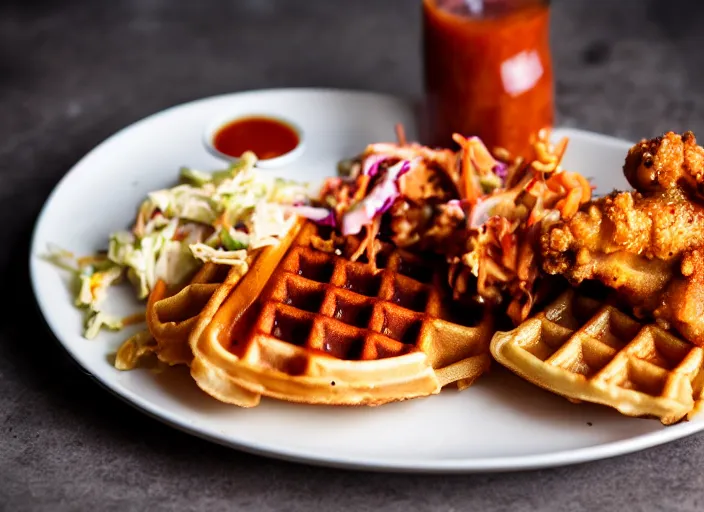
[2,0,704,510]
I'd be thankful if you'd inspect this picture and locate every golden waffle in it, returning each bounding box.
[190,221,494,407]
[491,289,704,424]
[144,262,242,366]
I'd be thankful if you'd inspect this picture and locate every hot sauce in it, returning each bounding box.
[213,116,300,161]
[422,0,554,159]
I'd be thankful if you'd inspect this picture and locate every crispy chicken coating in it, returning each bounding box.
[624,130,704,197]
[542,190,704,270]
[541,131,704,346]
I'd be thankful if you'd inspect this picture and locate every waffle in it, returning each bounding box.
[144,262,243,366]
[491,289,704,424]
[189,221,494,407]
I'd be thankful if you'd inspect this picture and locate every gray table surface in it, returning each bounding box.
[2,0,704,510]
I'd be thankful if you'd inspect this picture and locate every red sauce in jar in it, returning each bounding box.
[422,0,554,159]
[213,116,299,160]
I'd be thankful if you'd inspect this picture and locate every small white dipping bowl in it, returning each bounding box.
[202,112,305,169]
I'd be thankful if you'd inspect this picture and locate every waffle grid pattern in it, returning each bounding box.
[189,221,496,406]
[241,224,487,371]
[491,289,704,424]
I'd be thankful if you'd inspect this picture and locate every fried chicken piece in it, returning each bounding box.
[624,130,704,197]
[658,250,704,343]
[541,131,704,346]
[542,191,704,270]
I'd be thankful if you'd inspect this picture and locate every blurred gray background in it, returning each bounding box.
[2,1,704,511]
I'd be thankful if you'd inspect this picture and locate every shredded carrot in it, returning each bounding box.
[467,137,499,176]
[500,232,518,272]
[546,171,591,218]
[349,236,368,263]
[148,279,169,302]
[552,171,591,201]
[316,123,591,326]
[365,216,381,269]
[554,137,569,163]
[523,175,544,198]
[213,211,232,231]
[533,142,554,167]
[353,174,371,202]
[395,123,407,146]
[555,189,583,218]
[172,226,187,241]
[575,173,593,202]
[121,312,146,326]
[453,134,479,205]
[463,150,478,204]
[528,191,550,226]
[507,285,534,326]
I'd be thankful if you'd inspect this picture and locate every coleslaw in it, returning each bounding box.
[45,151,308,339]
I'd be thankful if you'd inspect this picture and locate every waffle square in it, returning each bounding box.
[189,221,494,407]
[491,289,704,424]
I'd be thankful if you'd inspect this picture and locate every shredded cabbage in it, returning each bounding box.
[341,159,413,235]
[45,151,309,339]
[189,244,249,269]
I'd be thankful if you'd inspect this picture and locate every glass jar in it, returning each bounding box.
[422,0,554,159]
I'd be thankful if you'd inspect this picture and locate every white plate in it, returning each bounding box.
[29,88,704,473]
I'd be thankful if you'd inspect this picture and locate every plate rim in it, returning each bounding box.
[28,88,704,473]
